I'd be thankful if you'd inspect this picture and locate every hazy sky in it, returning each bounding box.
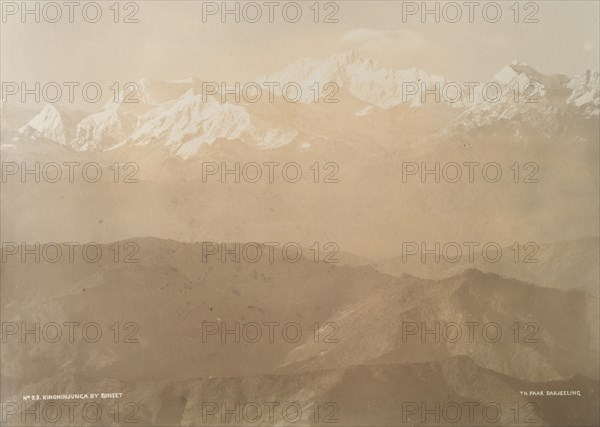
[1,0,598,108]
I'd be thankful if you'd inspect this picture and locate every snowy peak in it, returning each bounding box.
[19,104,84,145]
[11,53,600,157]
[493,61,572,100]
[74,103,135,151]
[442,61,599,136]
[494,61,547,85]
[130,89,251,149]
[567,69,600,115]
[259,51,449,108]
[129,89,298,159]
[491,61,599,109]
[81,78,205,151]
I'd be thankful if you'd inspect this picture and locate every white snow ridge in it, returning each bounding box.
[13,52,600,158]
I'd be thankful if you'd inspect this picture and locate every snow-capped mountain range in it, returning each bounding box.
[5,51,599,159]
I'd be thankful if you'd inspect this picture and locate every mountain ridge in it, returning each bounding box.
[7,52,598,159]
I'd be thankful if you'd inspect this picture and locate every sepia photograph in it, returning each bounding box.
[1,1,599,425]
